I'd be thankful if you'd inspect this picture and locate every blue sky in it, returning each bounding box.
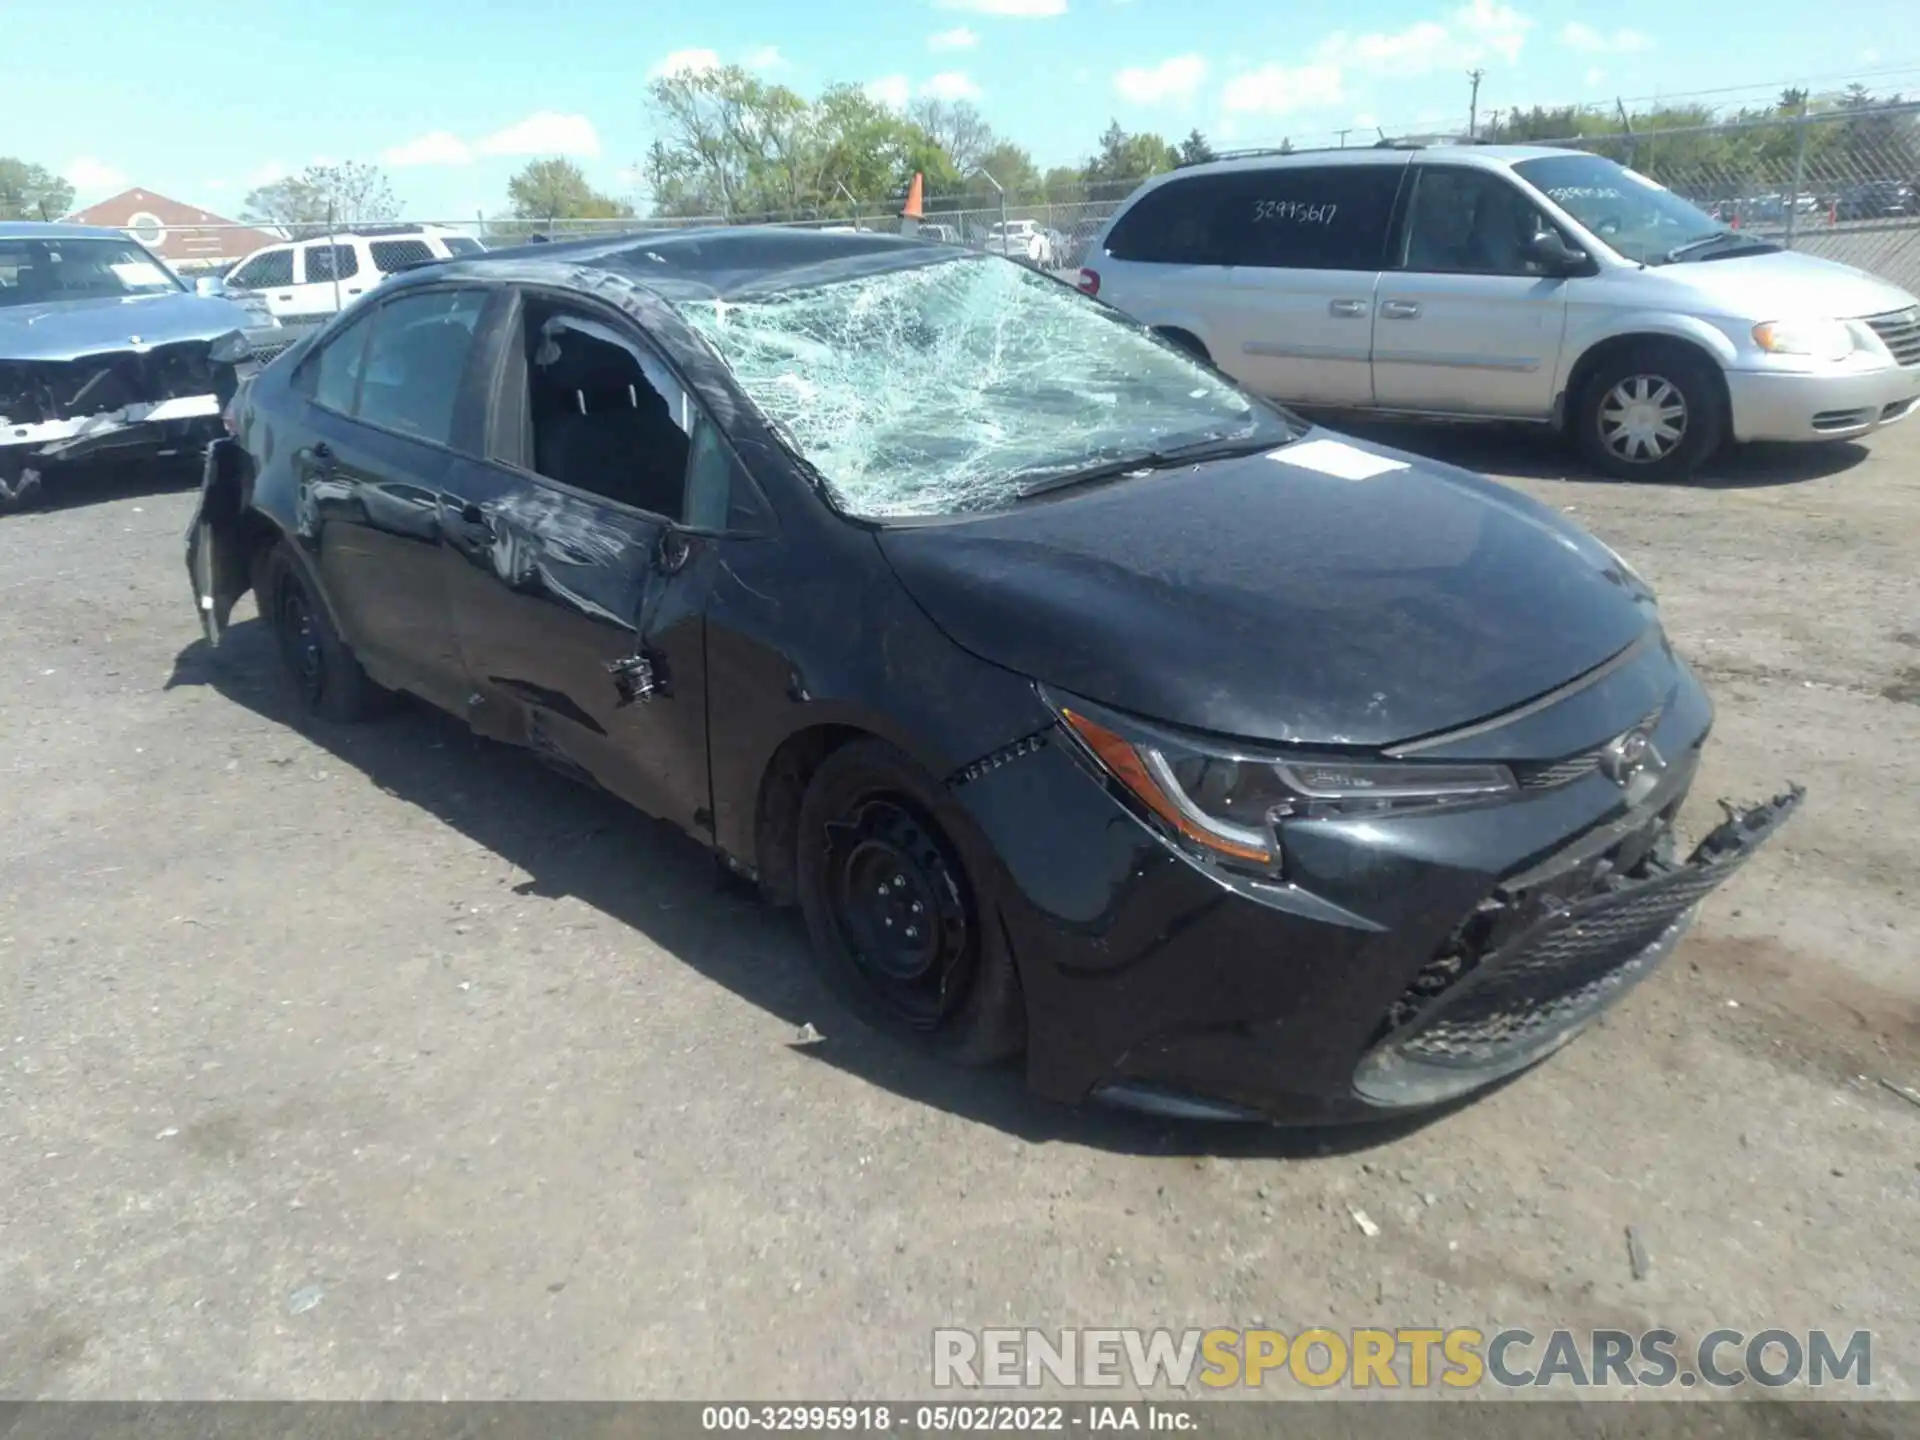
[4,0,1913,220]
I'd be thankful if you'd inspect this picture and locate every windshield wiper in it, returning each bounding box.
[1015,433,1279,500]
[1663,231,1777,263]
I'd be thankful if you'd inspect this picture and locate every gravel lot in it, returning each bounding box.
[1,419,1916,1417]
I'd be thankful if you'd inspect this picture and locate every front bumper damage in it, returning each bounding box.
[1352,785,1804,1109]
[1,341,240,508]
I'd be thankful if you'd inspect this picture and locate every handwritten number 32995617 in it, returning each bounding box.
[1253,200,1338,225]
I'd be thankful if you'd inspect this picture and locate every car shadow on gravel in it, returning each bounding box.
[1312,415,1873,489]
[168,617,1474,1160]
[15,457,202,514]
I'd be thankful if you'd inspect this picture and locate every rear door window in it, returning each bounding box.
[1217,165,1406,270]
[302,243,360,282]
[1400,167,1555,274]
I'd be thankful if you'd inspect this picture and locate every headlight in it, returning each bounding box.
[208,329,252,364]
[1752,319,1855,362]
[1052,696,1517,873]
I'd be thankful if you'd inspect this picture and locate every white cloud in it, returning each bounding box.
[383,131,474,167]
[1311,0,1535,82]
[1222,62,1345,115]
[743,44,788,71]
[921,71,983,101]
[1584,65,1607,87]
[933,0,1065,15]
[1113,54,1207,105]
[249,160,290,186]
[1354,112,1379,128]
[928,26,978,50]
[203,178,229,192]
[65,157,128,191]
[1561,21,1650,54]
[649,47,722,79]
[1861,47,1881,63]
[474,112,601,158]
[865,75,912,109]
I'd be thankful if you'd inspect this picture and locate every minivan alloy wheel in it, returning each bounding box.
[1598,374,1689,464]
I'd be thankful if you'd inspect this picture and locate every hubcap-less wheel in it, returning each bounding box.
[1599,374,1689,464]
[823,798,972,1029]
[275,577,326,706]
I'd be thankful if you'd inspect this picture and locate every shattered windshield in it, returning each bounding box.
[677,255,1282,519]
[0,238,184,308]
[1513,154,1728,265]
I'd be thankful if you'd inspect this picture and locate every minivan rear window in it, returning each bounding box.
[1106,165,1405,271]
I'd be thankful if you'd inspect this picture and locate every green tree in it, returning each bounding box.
[506,158,634,221]
[908,98,996,174]
[0,158,76,220]
[1083,120,1178,187]
[243,161,400,234]
[1041,165,1087,205]
[1175,129,1216,167]
[967,141,1041,201]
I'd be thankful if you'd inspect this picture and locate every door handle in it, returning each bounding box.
[1328,299,1369,318]
[1380,300,1422,320]
[347,287,364,295]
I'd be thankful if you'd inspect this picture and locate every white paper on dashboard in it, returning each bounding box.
[1268,438,1410,481]
[111,261,170,287]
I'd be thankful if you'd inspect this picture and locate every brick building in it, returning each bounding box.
[63,188,280,271]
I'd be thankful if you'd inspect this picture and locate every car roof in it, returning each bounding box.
[1165,143,1585,181]
[390,225,978,303]
[0,220,149,243]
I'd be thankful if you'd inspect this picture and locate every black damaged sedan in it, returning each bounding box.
[187,228,1799,1122]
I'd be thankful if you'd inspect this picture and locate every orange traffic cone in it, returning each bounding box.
[901,172,925,222]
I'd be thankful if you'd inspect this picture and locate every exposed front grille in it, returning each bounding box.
[1364,787,1802,1085]
[0,339,216,424]
[1865,307,1920,367]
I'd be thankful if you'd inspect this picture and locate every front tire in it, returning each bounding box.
[1575,344,1726,481]
[795,740,1024,1065]
[259,543,383,722]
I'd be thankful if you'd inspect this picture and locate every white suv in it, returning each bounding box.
[224,226,485,323]
[1082,145,1920,479]
[983,220,1055,269]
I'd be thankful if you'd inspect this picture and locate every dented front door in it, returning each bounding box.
[436,455,715,838]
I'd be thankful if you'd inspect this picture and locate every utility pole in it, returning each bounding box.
[1335,128,1352,148]
[1467,68,1485,138]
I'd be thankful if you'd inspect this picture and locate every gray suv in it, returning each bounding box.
[1082,144,1920,479]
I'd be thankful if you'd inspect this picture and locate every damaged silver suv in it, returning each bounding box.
[1,222,259,513]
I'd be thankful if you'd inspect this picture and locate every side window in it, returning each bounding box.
[309,311,375,413]
[232,248,293,289]
[1104,176,1237,265]
[369,239,434,273]
[1402,168,1552,275]
[355,289,489,446]
[302,243,359,283]
[1218,165,1405,270]
[512,297,699,520]
[442,235,483,256]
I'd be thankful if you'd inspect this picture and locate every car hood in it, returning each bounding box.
[0,292,254,362]
[1649,247,1917,318]
[876,430,1654,748]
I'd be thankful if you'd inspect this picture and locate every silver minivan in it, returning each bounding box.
[1082,144,1920,479]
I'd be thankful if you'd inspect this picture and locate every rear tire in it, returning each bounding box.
[259,544,383,722]
[1574,343,1726,482]
[795,739,1024,1066]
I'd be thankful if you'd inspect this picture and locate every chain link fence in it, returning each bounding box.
[1548,102,1920,293]
[112,101,1918,362]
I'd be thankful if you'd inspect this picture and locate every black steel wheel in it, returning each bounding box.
[796,740,1024,1065]
[261,544,382,722]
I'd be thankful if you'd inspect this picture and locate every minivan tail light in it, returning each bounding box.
[1077,268,1100,297]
